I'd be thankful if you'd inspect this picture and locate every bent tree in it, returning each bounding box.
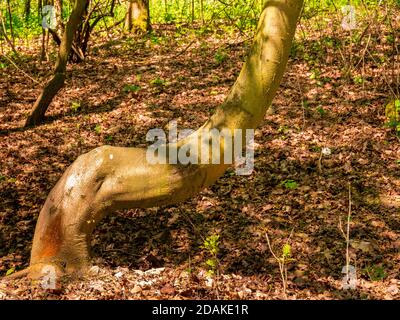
[20,0,304,280]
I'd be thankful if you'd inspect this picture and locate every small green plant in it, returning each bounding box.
[265,231,295,297]
[282,243,292,259]
[203,234,220,277]
[71,101,81,112]
[309,69,320,80]
[123,84,141,93]
[281,180,298,190]
[7,178,16,183]
[364,265,386,281]
[164,12,175,23]
[150,77,166,86]
[278,125,289,134]
[0,174,5,182]
[150,34,160,44]
[310,145,321,152]
[316,106,326,116]
[386,34,394,44]
[353,75,364,85]
[94,124,102,135]
[385,99,400,136]
[105,135,114,142]
[214,49,228,64]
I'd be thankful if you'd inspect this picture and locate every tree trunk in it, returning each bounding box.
[6,0,14,47]
[124,0,133,31]
[25,0,88,127]
[24,0,31,21]
[0,10,18,55]
[200,0,204,24]
[54,0,64,33]
[125,0,151,33]
[24,0,303,280]
[191,0,194,23]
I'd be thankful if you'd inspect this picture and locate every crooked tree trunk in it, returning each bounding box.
[24,0,303,280]
[124,0,151,33]
[24,0,88,127]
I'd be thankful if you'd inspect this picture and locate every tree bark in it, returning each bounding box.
[0,10,18,55]
[191,0,194,23]
[24,0,31,21]
[6,0,14,47]
[124,0,133,31]
[25,0,88,127]
[124,0,151,33]
[54,0,64,33]
[24,0,304,280]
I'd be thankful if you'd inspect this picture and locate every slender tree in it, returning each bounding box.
[24,0,31,21]
[14,0,303,280]
[6,0,14,46]
[25,0,88,127]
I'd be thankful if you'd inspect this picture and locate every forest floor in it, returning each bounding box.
[0,15,400,300]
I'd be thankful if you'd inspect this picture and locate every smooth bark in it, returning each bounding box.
[124,0,151,33]
[23,0,303,280]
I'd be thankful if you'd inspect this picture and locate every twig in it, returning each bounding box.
[339,183,353,285]
[265,231,288,298]
[1,53,40,84]
[172,38,197,58]
[346,182,352,276]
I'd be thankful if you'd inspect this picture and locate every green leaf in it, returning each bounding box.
[364,265,386,281]
[353,75,363,84]
[316,106,326,116]
[6,267,15,276]
[123,84,141,93]
[71,101,81,112]
[206,259,217,268]
[282,180,298,189]
[150,77,166,86]
[94,124,102,134]
[282,243,291,258]
[105,135,114,142]
[203,234,220,255]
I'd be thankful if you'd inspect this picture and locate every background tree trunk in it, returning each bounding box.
[6,0,14,47]
[124,0,133,31]
[54,0,64,33]
[191,0,194,23]
[25,0,303,279]
[125,0,151,33]
[24,0,31,21]
[0,10,18,55]
[25,0,89,127]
